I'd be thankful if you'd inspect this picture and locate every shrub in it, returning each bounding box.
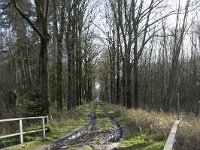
[107,103,200,150]
[177,118,200,150]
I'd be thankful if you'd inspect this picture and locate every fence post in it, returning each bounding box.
[46,116,49,125]
[41,117,45,138]
[19,119,23,144]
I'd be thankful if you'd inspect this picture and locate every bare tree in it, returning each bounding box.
[164,0,190,111]
[109,0,167,108]
[12,0,50,115]
[52,0,66,111]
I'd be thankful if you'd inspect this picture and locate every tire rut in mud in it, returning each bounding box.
[51,102,123,150]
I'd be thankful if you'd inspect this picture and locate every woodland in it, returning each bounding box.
[0,0,200,119]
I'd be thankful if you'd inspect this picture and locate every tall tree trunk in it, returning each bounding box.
[133,31,139,108]
[133,59,139,108]
[67,42,72,109]
[116,27,120,104]
[13,0,51,115]
[54,0,65,111]
[39,38,49,115]
[122,60,127,107]
[165,0,190,111]
[126,53,132,108]
[56,36,63,111]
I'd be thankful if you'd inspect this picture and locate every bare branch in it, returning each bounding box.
[12,0,45,39]
[45,0,49,23]
[1,2,13,10]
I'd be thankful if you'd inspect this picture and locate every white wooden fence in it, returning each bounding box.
[0,116,48,144]
[163,120,180,150]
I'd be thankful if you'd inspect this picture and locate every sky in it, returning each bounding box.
[91,0,200,58]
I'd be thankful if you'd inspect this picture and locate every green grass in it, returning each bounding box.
[96,117,112,131]
[104,102,166,150]
[95,106,112,132]
[95,105,103,114]
[0,133,43,149]
[83,145,94,150]
[11,120,87,150]
[1,102,168,150]
[1,103,92,150]
[120,129,164,150]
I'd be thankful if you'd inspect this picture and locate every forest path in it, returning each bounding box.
[37,102,124,150]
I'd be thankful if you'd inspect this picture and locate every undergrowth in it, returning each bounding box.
[0,102,93,150]
[105,102,175,150]
[2,101,199,150]
[177,117,200,150]
[105,102,200,150]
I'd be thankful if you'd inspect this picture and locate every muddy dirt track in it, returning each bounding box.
[37,102,124,150]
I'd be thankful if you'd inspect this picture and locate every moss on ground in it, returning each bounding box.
[104,102,165,150]
[1,103,92,150]
[96,117,112,131]
[120,130,164,150]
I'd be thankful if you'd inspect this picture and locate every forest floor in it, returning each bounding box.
[2,102,167,150]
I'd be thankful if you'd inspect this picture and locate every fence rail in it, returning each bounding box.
[0,116,48,144]
[163,120,180,150]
